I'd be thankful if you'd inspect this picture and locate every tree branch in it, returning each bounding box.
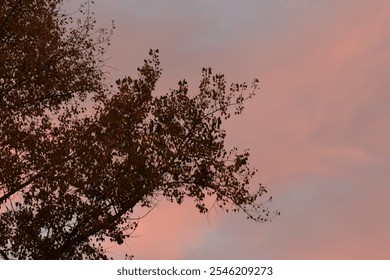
[0,248,9,260]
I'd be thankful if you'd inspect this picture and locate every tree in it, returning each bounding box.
[0,0,279,260]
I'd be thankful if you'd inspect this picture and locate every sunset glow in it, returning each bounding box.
[80,0,390,259]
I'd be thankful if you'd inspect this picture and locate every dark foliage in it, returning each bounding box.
[0,0,278,259]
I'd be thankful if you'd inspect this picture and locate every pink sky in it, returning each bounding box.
[70,0,390,259]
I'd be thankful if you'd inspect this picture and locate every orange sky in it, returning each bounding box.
[71,0,390,259]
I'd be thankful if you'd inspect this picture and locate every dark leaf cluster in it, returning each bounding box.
[0,0,278,260]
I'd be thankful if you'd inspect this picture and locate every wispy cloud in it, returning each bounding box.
[88,0,390,259]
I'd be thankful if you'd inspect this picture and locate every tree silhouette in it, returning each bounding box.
[0,0,279,259]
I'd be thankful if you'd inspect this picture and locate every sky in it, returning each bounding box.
[68,0,390,259]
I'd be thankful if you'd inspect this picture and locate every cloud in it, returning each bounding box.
[90,0,390,259]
